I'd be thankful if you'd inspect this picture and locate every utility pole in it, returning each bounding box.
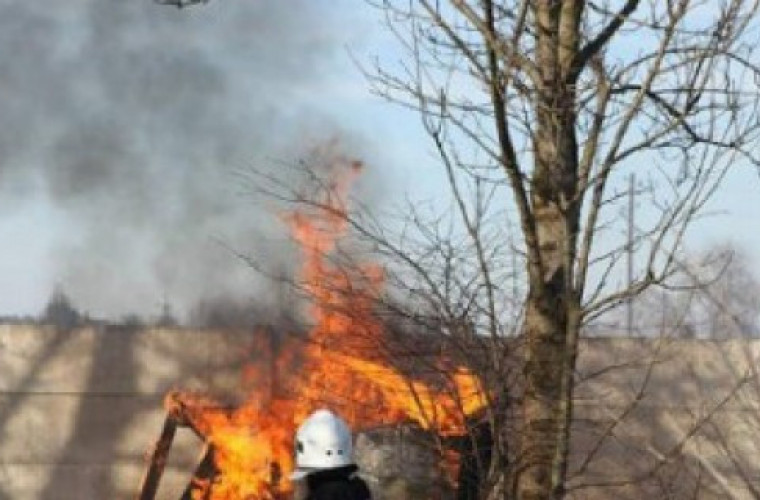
[627,174,635,336]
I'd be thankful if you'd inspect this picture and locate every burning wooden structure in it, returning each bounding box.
[136,391,480,500]
[137,392,215,500]
[135,159,487,499]
[137,391,289,500]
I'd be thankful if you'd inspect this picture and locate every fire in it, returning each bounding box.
[173,154,485,499]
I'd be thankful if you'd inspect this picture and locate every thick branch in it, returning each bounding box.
[569,0,641,81]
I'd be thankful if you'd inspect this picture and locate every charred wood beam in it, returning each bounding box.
[137,392,222,500]
[181,443,219,500]
[164,391,207,439]
[136,413,179,500]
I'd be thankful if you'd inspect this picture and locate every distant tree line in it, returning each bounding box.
[0,287,303,332]
[0,286,180,330]
[588,244,760,339]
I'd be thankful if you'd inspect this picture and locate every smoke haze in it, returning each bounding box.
[0,0,382,319]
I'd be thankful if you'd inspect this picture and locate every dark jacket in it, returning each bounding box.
[305,465,372,500]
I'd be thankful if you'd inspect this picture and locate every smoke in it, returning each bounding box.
[0,0,377,319]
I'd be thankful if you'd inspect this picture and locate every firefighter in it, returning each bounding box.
[290,409,372,500]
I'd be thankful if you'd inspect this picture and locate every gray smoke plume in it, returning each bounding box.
[0,0,380,320]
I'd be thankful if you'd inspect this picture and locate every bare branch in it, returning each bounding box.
[570,0,641,81]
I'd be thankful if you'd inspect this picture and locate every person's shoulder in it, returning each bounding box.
[309,478,372,500]
[349,476,372,499]
[307,481,353,499]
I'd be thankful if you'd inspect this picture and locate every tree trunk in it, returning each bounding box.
[516,2,582,498]
[518,290,580,499]
[519,121,581,500]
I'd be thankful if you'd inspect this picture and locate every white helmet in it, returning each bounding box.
[290,409,354,480]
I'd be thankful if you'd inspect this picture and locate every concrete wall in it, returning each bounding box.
[0,324,257,499]
[2,325,760,499]
[570,338,760,499]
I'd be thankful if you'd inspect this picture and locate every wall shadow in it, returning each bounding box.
[0,328,70,431]
[38,325,143,499]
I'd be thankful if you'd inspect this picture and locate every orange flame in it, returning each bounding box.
[174,155,485,499]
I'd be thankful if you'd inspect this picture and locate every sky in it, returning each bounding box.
[0,0,414,320]
[0,1,758,320]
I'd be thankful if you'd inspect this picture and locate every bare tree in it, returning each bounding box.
[42,286,81,330]
[358,1,760,498]
[688,245,760,338]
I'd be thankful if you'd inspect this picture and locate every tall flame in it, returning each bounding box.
[176,156,485,499]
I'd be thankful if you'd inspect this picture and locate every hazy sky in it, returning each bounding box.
[0,1,757,320]
[0,0,407,319]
